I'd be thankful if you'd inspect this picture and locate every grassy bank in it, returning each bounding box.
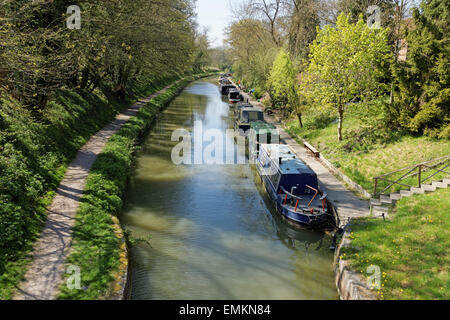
[56,74,213,300]
[285,112,450,195]
[0,73,185,300]
[340,188,449,300]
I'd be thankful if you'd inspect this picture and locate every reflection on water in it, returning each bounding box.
[120,79,338,300]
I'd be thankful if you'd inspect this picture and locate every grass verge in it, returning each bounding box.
[340,188,449,300]
[57,73,214,300]
[0,74,181,300]
[285,113,450,194]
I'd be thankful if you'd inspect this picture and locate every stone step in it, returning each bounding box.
[380,195,393,204]
[443,178,450,186]
[421,184,436,192]
[400,190,412,197]
[432,181,447,188]
[370,198,381,206]
[410,187,425,194]
[372,205,389,217]
[390,193,402,201]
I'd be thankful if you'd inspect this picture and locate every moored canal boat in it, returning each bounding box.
[235,107,264,136]
[248,122,279,158]
[219,84,236,95]
[256,143,332,229]
[233,101,253,113]
[228,88,243,104]
[219,77,232,85]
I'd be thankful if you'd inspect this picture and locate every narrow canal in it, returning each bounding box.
[120,78,338,300]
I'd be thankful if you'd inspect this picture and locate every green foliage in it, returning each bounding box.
[0,0,198,109]
[267,48,299,114]
[341,188,450,300]
[303,13,392,140]
[0,74,181,299]
[57,75,209,300]
[392,0,450,137]
[227,19,278,94]
[286,113,450,192]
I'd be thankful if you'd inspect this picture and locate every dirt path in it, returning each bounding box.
[13,82,179,300]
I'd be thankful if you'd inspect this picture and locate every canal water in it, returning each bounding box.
[120,78,338,300]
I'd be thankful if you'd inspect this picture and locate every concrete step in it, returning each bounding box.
[370,198,381,206]
[372,205,389,213]
[443,178,450,186]
[432,181,447,188]
[372,205,389,218]
[421,184,436,192]
[410,187,425,194]
[400,190,412,197]
[390,193,402,201]
[380,195,393,204]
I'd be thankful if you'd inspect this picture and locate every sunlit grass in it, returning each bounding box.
[341,188,449,300]
[285,114,450,193]
[57,74,214,300]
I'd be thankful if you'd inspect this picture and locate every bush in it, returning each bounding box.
[0,74,182,299]
[57,74,212,299]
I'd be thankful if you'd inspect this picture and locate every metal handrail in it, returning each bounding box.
[373,155,450,179]
[373,155,450,197]
[279,186,303,212]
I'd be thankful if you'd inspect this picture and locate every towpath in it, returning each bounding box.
[237,87,371,227]
[13,81,180,300]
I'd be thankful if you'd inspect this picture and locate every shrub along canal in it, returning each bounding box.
[120,78,338,300]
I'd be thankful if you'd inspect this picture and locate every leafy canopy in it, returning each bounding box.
[302,13,392,139]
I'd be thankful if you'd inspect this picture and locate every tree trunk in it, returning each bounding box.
[389,82,395,105]
[297,113,303,128]
[80,68,89,89]
[337,107,344,141]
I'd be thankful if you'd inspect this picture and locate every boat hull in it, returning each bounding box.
[256,161,330,229]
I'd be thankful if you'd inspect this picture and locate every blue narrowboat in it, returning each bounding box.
[256,144,332,229]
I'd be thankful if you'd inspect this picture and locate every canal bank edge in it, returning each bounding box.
[50,73,216,300]
[232,80,374,300]
[268,114,371,200]
[264,108,377,300]
[333,226,377,300]
[101,73,217,300]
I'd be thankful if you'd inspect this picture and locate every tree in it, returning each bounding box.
[226,18,278,93]
[303,13,392,141]
[0,0,198,107]
[392,0,450,138]
[247,0,283,46]
[285,0,320,61]
[267,48,303,125]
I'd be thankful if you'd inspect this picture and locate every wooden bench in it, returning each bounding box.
[304,141,320,158]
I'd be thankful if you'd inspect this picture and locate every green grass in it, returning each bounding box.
[57,73,214,300]
[340,188,449,300]
[0,74,184,299]
[285,113,450,194]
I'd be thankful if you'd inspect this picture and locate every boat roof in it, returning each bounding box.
[260,144,315,175]
[250,122,276,130]
[241,107,263,112]
[237,102,253,108]
[280,159,315,175]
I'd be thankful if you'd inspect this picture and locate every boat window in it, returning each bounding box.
[248,111,263,121]
[269,171,280,187]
